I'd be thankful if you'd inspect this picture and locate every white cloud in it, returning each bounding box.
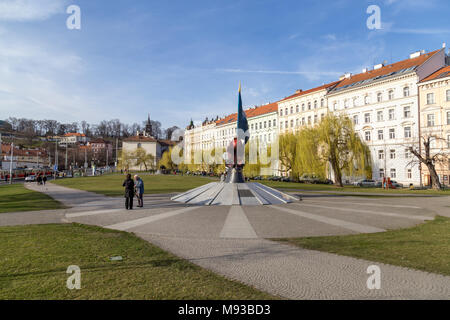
[0,27,90,122]
[215,68,341,77]
[0,0,67,21]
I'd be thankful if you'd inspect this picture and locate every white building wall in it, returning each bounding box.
[328,73,421,185]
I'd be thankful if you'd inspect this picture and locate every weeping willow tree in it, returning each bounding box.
[242,140,273,178]
[295,127,326,179]
[279,132,299,177]
[316,114,372,187]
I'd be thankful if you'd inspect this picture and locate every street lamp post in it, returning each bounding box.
[9,142,14,185]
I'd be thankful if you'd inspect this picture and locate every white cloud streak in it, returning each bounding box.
[0,0,67,21]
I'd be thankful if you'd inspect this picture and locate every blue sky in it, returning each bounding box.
[0,0,449,129]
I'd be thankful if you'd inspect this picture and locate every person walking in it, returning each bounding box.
[36,175,42,185]
[122,174,135,210]
[134,175,145,208]
[42,175,47,186]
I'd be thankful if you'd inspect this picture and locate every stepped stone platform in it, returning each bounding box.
[171,182,298,206]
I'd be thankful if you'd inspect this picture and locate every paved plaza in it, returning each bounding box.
[1,182,450,299]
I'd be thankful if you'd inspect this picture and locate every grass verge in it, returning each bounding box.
[276,216,450,276]
[0,223,275,300]
[0,184,65,214]
[52,174,215,196]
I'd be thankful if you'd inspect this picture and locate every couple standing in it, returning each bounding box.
[122,174,145,210]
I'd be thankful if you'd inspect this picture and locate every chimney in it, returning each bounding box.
[374,63,384,70]
[295,89,303,94]
[362,68,368,73]
[410,51,422,59]
[344,72,352,79]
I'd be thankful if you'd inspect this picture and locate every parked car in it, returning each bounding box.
[354,179,377,187]
[390,180,404,188]
[281,177,292,182]
[25,175,35,182]
[269,176,282,181]
[252,176,262,181]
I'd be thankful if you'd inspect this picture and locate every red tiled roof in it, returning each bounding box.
[279,81,341,102]
[1,144,48,157]
[64,132,86,137]
[333,50,440,90]
[215,102,278,126]
[420,65,450,83]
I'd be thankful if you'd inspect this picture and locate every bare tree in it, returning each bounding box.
[408,134,449,190]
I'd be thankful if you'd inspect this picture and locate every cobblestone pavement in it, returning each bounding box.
[1,182,448,300]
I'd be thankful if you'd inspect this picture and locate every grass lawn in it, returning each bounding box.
[0,184,65,214]
[52,174,215,196]
[260,180,450,196]
[0,223,275,300]
[276,216,450,276]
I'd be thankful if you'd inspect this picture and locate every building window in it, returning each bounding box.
[427,114,435,127]
[280,110,283,116]
[389,128,396,139]
[378,150,384,160]
[388,109,395,120]
[405,148,411,159]
[333,102,338,110]
[388,90,394,100]
[264,121,267,128]
[447,111,450,125]
[407,169,412,179]
[296,105,299,113]
[403,106,411,118]
[378,130,384,140]
[404,87,410,97]
[353,115,359,125]
[302,104,305,111]
[268,120,271,128]
[314,115,318,123]
[290,106,294,114]
[364,95,370,105]
[273,119,277,127]
[448,135,450,148]
[280,122,283,129]
[447,90,450,102]
[365,131,371,141]
[321,113,325,120]
[307,116,312,124]
[377,92,383,102]
[404,126,411,138]
[285,108,288,115]
[285,121,288,128]
[259,122,262,129]
[314,100,318,109]
[321,99,325,107]
[302,118,306,125]
[296,118,299,127]
[251,124,254,130]
[390,168,397,179]
[379,169,385,178]
[290,119,294,128]
[344,99,349,108]
[390,149,396,159]
[308,102,311,110]
[364,113,371,123]
[427,93,435,105]
[377,111,383,122]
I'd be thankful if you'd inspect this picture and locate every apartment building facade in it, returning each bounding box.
[327,49,446,185]
[418,65,450,186]
[277,82,339,134]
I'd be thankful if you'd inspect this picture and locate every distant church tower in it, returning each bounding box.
[137,114,154,138]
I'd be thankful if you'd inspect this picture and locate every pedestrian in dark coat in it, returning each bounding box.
[42,175,47,185]
[122,174,135,210]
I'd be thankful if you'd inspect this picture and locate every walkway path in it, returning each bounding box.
[1,182,448,299]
